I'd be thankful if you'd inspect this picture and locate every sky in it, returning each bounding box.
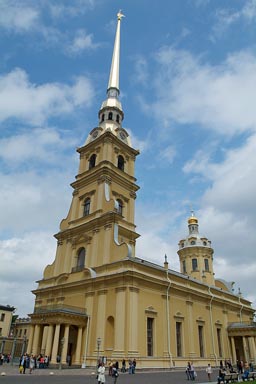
[0,0,256,318]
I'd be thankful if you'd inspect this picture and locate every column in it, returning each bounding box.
[242,336,249,362]
[128,287,139,354]
[61,325,70,364]
[114,287,126,353]
[186,300,196,358]
[32,324,41,355]
[74,326,83,365]
[41,326,48,355]
[82,292,94,365]
[96,290,107,347]
[248,337,256,362]
[45,324,54,357]
[230,337,237,365]
[26,325,35,354]
[51,324,60,364]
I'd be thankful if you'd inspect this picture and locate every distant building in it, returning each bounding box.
[27,12,255,368]
[0,305,15,338]
[12,317,31,340]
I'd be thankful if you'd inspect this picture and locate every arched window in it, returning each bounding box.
[101,114,105,122]
[204,258,209,272]
[192,258,198,271]
[77,248,85,269]
[108,112,113,120]
[89,154,96,169]
[182,260,186,274]
[116,114,120,123]
[117,199,123,215]
[117,155,124,171]
[83,198,90,216]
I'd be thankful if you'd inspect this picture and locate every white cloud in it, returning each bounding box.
[66,29,100,55]
[0,167,74,234]
[0,232,56,316]
[182,134,256,307]
[0,1,39,32]
[0,68,94,125]
[184,134,256,218]
[0,128,76,165]
[133,56,149,85]
[160,145,176,164]
[48,0,95,19]
[211,0,256,39]
[150,48,256,135]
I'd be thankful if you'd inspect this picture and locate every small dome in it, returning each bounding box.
[188,216,198,225]
[188,210,198,225]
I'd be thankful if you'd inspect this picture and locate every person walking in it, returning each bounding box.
[206,363,213,381]
[98,362,106,384]
[112,362,119,384]
[186,362,191,380]
[121,359,126,373]
[29,354,35,374]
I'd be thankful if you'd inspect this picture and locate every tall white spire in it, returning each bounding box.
[97,10,125,131]
[88,10,133,147]
[107,10,125,94]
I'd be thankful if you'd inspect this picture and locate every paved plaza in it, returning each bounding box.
[0,364,216,384]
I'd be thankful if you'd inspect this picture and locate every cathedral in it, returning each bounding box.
[27,12,255,369]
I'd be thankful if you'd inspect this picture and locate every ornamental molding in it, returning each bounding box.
[115,287,127,293]
[98,175,112,185]
[129,191,137,199]
[112,190,129,203]
[145,306,157,316]
[79,190,96,201]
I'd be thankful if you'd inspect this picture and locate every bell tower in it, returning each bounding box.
[42,11,140,280]
[177,211,215,285]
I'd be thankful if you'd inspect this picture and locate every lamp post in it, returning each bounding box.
[21,335,27,356]
[0,337,6,354]
[59,337,65,370]
[11,337,17,366]
[96,337,101,372]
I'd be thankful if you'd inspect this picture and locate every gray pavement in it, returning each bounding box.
[0,363,217,384]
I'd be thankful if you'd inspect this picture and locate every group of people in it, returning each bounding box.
[186,362,196,380]
[97,361,119,384]
[19,353,49,374]
[217,359,255,383]
[0,353,11,364]
[97,358,137,384]
[185,359,255,383]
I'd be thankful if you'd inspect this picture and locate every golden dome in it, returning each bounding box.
[188,210,198,225]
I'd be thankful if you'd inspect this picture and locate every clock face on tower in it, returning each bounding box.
[118,130,127,142]
[91,129,99,140]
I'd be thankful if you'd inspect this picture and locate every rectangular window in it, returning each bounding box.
[176,322,182,357]
[147,317,154,357]
[0,328,2,336]
[198,325,204,357]
[217,328,222,357]
[0,313,5,322]
[182,260,186,274]
[192,258,198,271]
[204,259,209,272]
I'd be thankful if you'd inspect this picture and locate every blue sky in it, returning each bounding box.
[0,0,256,317]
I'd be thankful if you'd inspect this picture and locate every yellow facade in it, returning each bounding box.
[0,305,15,338]
[27,13,255,369]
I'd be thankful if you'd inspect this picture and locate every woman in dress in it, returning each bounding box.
[98,362,106,384]
[29,354,35,374]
